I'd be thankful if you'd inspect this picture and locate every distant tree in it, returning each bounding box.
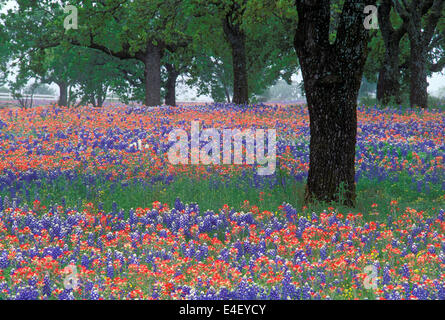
[362,1,444,107]
[10,79,39,109]
[393,0,445,108]
[221,1,249,103]
[28,46,78,107]
[0,0,194,107]
[191,0,249,104]
[376,0,407,105]
[187,54,234,103]
[161,47,194,106]
[0,10,10,86]
[188,0,298,103]
[7,32,142,108]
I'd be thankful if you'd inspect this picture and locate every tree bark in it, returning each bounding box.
[57,82,68,107]
[377,57,402,105]
[294,0,374,206]
[305,81,359,206]
[409,37,429,108]
[231,35,248,104]
[377,1,405,106]
[165,63,179,106]
[94,86,107,108]
[223,16,249,104]
[144,42,162,106]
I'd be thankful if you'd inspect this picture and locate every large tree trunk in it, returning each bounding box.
[57,82,68,107]
[294,0,373,206]
[409,38,428,108]
[165,64,179,106]
[305,80,359,206]
[223,16,249,105]
[144,42,162,106]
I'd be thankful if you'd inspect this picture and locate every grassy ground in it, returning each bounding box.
[5,169,443,223]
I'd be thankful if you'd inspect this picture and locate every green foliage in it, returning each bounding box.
[9,80,39,109]
[1,0,195,105]
[0,0,442,106]
[65,47,138,107]
[185,0,298,102]
[0,20,9,85]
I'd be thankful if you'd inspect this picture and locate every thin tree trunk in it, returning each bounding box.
[377,66,390,104]
[294,0,373,206]
[215,67,232,103]
[57,82,68,107]
[377,54,402,105]
[165,64,179,106]
[409,38,428,108]
[376,0,406,106]
[144,42,162,106]
[231,35,248,104]
[223,16,249,105]
[225,87,231,103]
[94,86,107,108]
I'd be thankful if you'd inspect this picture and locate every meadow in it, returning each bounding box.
[0,103,443,300]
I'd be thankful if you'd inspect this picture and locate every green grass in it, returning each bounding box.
[4,168,443,223]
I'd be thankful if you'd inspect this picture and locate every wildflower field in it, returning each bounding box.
[0,103,443,300]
